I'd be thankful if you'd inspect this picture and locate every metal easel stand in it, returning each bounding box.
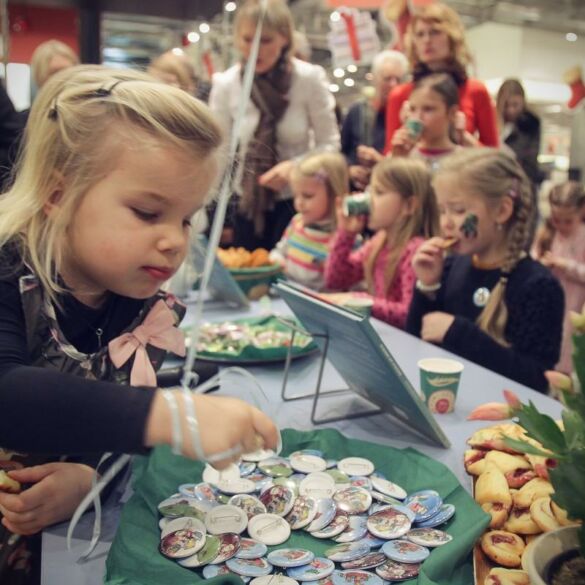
[277,317,382,425]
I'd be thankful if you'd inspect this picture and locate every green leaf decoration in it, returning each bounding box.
[562,410,585,452]
[516,402,567,456]
[562,392,585,421]
[572,332,585,396]
[503,437,555,458]
[550,452,585,522]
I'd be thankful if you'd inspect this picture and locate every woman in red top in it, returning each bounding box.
[384,3,498,152]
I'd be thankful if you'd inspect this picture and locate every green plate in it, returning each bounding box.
[185,315,319,365]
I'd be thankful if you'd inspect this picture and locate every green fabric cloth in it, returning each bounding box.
[105,428,489,585]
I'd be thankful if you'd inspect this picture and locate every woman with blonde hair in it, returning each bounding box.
[209,0,340,251]
[384,2,498,151]
[30,39,79,89]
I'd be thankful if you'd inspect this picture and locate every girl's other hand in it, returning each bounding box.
[0,463,94,535]
[412,237,445,286]
[349,165,370,191]
[335,196,367,234]
[421,312,455,343]
[356,145,384,168]
[258,160,294,191]
[541,252,568,271]
[391,127,416,157]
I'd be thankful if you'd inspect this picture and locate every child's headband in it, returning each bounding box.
[48,79,125,121]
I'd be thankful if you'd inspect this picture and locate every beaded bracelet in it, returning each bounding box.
[162,390,183,456]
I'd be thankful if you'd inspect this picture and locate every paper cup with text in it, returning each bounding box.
[417,358,464,414]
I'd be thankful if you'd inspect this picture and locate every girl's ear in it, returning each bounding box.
[447,105,458,124]
[43,173,65,217]
[495,192,515,225]
[404,195,420,217]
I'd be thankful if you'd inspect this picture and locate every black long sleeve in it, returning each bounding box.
[406,256,564,392]
[0,268,155,455]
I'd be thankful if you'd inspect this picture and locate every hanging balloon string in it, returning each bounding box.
[66,0,270,560]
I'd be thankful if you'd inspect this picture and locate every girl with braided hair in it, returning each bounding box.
[407,148,564,392]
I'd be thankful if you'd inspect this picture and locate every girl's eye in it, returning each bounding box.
[132,208,158,221]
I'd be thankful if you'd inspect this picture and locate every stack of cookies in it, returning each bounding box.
[464,423,580,585]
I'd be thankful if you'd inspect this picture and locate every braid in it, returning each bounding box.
[476,158,533,346]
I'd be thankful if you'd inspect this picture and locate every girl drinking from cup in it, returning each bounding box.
[270,152,348,291]
[325,158,438,328]
[533,181,585,374]
[407,148,563,392]
[0,66,278,583]
[391,73,461,171]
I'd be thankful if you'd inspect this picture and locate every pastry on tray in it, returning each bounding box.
[530,496,561,532]
[484,567,530,585]
[480,530,525,568]
[512,477,554,508]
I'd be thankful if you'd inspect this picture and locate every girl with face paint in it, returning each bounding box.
[406,148,564,393]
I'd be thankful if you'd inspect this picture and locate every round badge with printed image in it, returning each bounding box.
[203,463,241,486]
[299,472,336,500]
[251,576,300,585]
[240,461,257,476]
[334,487,372,515]
[340,551,387,570]
[161,516,206,539]
[273,476,302,497]
[332,569,384,585]
[226,556,273,577]
[157,496,207,520]
[349,476,372,491]
[366,508,411,540]
[382,539,429,564]
[211,533,242,564]
[414,503,455,528]
[236,538,268,560]
[217,478,256,495]
[326,469,351,485]
[378,504,416,523]
[306,498,337,532]
[357,533,386,549]
[268,548,315,568]
[205,504,248,535]
[337,457,375,477]
[178,533,221,568]
[370,477,407,500]
[406,527,453,547]
[370,491,401,507]
[287,557,335,582]
[242,448,277,462]
[334,515,368,543]
[203,563,251,582]
[375,559,420,581]
[310,510,349,539]
[289,453,327,474]
[248,513,292,546]
[258,457,293,478]
[289,449,324,459]
[193,482,221,505]
[325,541,370,563]
[159,519,206,559]
[286,495,318,530]
[246,472,273,492]
[404,490,442,523]
[259,485,295,517]
[229,494,267,519]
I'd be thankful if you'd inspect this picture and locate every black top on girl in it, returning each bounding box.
[407,148,564,392]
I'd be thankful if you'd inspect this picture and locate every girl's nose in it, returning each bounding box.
[158,225,188,254]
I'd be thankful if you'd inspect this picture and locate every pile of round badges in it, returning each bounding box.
[157,449,455,584]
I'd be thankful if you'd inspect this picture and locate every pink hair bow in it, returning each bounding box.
[108,299,186,387]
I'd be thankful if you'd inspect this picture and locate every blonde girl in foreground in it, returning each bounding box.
[407,148,563,392]
[325,157,438,327]
[0,66,277,583]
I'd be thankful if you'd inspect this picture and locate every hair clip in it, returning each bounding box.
[91,80,124,99]
[313,168,328,183]
[48,105,58,121]
[508,178,520,200]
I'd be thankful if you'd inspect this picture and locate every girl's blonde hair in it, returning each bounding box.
[405,3,471,85]
[235,0,294,60]
[0,65,222,304]
[30,39,79,88]
[291,151,349,224]
[365,158,439,293]
[495,78,526,127]
[535,181,585,257]
[435,148,535,346]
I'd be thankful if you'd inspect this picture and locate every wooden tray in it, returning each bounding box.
[472,476,495,584]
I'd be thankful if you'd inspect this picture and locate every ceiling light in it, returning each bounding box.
[225,1,237,11]
[566,32,578,42]
[330,11,340,22]
[347,64,357,73]
[344,78,355,87]
[187,31,200,43]
[329,83,340,93]
[199,23,210,33]
[333,68,345,78]
[172,48,184,56]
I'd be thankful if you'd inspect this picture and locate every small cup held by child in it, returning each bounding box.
[418,357,464,414]
[343,192,371,217]
[405,118,424,140]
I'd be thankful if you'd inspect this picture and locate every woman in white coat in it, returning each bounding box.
[209,0,340,250]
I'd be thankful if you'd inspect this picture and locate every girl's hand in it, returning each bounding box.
[349,165,370,191]
[421,312,455,343]
[146,392,279,469]
[356,145,383,168]
[258,160,294,191]
[335,196,367,234]
[541,252,569,271]
[391,127,416,157]
[0,463,94,535]
[412,237,445,286]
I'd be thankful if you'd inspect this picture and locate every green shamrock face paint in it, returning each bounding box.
[460,213,478,239]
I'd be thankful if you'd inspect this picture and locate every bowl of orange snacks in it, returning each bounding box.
[216,247,283,300]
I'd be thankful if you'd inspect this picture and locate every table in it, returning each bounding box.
[41,296,563,584]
